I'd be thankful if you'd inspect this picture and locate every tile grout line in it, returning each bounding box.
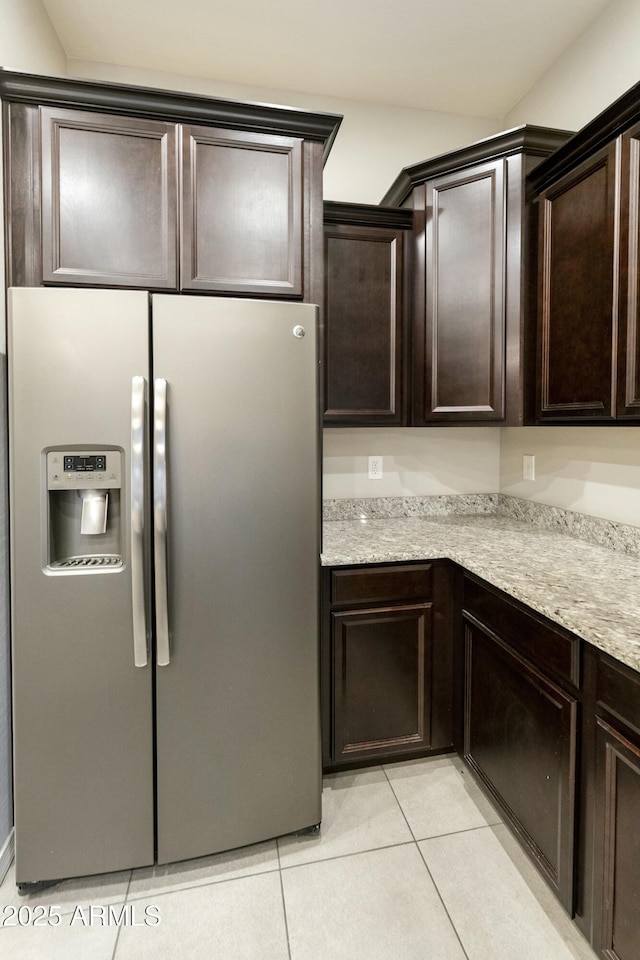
[382,764,472,960]
[416,840,473,960]
[279,839,416,873]
[122,866,282,904]
[110,869,132,960]
[275,839,294,960]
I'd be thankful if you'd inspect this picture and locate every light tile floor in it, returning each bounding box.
[0,755,599,960]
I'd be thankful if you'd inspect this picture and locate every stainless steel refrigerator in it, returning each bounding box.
[8,287,321,886]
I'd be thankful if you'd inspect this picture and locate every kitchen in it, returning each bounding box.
[0,0,639,958]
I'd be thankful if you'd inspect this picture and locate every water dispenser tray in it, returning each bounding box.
[50,555,122,569]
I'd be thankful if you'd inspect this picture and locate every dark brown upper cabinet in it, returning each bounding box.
[1,69,341,303]
[535,145,618,421]
[530,82,640,423]
[617,123,640,419]
[181,125,302,296]
[382,126,572,426]
[40,106,179,289]
[416,159,506,422]
[323,203,411,425]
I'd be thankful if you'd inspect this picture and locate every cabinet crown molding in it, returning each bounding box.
[0,68,343,163]
[323,201,413,229]
[381,124,573,206]
[529,79,640,194]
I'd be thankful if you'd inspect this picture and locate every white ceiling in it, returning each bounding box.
[41,0,612,118]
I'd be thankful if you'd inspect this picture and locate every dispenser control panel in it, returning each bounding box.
[63,454,106,473]
[47,450,122,490]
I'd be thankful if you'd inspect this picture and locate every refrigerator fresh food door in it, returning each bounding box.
[152,295,321,863]
[8,287,155,883]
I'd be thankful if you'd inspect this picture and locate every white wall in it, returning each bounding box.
[323,428,501,499]
[501,428,640,527]
[505,0,640,130]
[68,60,502,204]
[0,0,67,75]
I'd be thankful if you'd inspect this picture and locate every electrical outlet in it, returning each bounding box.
[368,456,383,480]
[522,455,536,481]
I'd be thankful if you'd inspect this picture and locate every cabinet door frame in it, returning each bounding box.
[617,125,640,419]
[331,602,433,763]
[463,612,578,913]
[413,158,506,424]
[180,124,303,296]
[40,106,178,288]
[594,717,640,960]
[536,142,619,421]
[323,222,408,425]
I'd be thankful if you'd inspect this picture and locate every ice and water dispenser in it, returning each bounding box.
[46,449,123,570]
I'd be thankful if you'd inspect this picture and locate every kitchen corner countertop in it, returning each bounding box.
[321,515,640,673]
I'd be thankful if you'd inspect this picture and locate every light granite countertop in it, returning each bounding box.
[321,514,640,673]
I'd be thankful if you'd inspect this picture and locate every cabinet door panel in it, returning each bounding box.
[181,125,302,296]
[41,107,178,288]
[332,604,432,761]
[618,127,640,419]
[464,616,577,912]
[595,719,640,960]
[537,144,618,420]
[324,225,405,423]
[415,160,505,422]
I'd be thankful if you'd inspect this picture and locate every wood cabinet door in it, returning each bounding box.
[40,107,178,288]
[617,126,640,419]
[331,603,432,763]
[464,614,577,912]
[413,159,506,423]
[324,224,406,424]
[537,144,618,421]
[181,125,302,296]
[594,718,640,960]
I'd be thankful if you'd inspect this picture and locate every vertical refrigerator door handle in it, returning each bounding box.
[131,376,149,668]
[154,378,170,666]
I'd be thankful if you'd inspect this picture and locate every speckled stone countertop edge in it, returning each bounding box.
[320,512,640,675]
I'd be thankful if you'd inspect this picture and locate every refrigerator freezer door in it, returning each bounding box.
[152,295,321,863]
[8,288,154,883]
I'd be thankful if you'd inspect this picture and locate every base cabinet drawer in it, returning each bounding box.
[331,563,432,606]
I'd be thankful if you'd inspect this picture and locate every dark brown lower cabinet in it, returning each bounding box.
[462,578,579,914]
[592,655,640,960]
[321,562,455,770]
[332,603,431,760]
[321,559,640,957]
